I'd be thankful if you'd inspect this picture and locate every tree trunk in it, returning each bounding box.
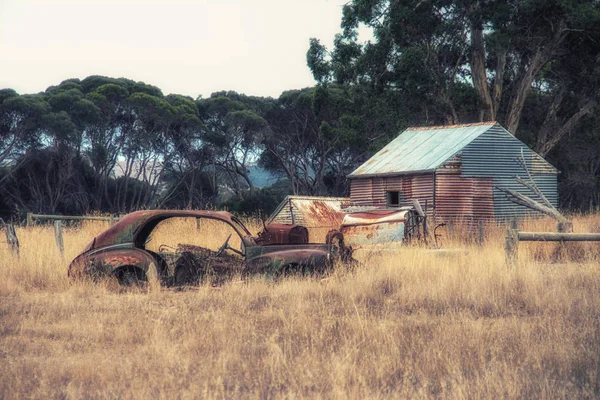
[470,24,494,121]
[505,49,544,134]
[491,49,507,117]
[505,20,567,135]
[535,87,566,151]
[535,98,597,157]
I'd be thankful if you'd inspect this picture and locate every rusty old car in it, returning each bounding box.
[68,210,352,286]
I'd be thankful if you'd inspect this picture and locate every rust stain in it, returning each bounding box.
[304,201,345,227]
[256,223,309,245]
[340,210,408,246]
[106,255,140,267]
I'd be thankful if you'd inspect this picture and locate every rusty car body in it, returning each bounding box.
[68,210,350,286]
[339,207,427,247]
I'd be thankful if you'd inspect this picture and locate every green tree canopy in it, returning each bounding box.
[308,0,600,155]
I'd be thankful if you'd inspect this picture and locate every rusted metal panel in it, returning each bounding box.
[435,175,472,218]
[350,179,372,205]
[269,196,350,228]
[436,175,474,196]
[372,178,386,206]
[473,178,494,218]
[340,210,410,247]
[255,223,309,245]
[355,174,434,211]
[410,174,434,212]
[385,176,404,191]
[435,175,474,218]
[434,176,495,220]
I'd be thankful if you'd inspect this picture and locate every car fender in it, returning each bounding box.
[245,248,330,275]
[68,246,159,281]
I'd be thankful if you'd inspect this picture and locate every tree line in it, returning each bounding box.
[0,76,386,218]
[1,0,600,218]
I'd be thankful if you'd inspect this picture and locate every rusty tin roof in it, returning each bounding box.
[268,196,351,228]
[348,122,497,178]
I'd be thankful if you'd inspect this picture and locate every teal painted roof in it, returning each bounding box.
[348,123,497,177]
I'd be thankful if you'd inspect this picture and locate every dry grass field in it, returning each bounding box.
[1,214,600,398]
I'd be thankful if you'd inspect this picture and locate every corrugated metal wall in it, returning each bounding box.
[461,125,558,218]
[435,174,473,219]
[372,178,386,206]
[473,178,494,218]
[350,179,372,205]
[349,174,434,213]
[411,175,434,212]
[434,174,494,220]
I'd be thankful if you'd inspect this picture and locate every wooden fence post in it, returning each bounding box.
[6,224,20,257]
[477,220,485,246]
[26,212,33,227]
[289,199,295,225]
[1,219,20,257]
[110,215,115,226]
[505,228,519,269]
[54,220,64,255]
[447,220,454,240]
[196,218,201,230]
[557,222,573,233]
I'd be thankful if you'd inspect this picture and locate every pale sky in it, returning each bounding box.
[0,0,362,99]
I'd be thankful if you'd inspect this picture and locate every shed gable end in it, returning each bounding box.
[460,125,557,178]
[459,125,558,217]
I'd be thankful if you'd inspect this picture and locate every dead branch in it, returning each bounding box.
[496,186,568,223]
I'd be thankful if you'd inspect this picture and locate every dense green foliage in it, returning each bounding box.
[1,0,599,218]
[307,0,600,210]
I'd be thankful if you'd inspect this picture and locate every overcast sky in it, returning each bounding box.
[0,0,363,99]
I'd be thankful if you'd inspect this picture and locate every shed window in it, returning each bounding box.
[387,191,400,206]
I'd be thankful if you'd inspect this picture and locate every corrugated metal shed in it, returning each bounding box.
[268,196,350,228]
[348,122,558,221]
[348,123,495,177]
[350,174,434,212]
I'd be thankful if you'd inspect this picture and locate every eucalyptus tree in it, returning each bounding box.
[0,90,48,167]
[116,87,174,211]
[260,85,372,196]
[159,94,208,208]
[308,0,600,155]
[84,81,131,209]
[198,93,269,199]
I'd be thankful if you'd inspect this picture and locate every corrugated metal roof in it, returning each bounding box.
[268,196,350,228]
[348,122,497,177]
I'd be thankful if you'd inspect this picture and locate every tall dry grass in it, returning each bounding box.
[1,215,600,398]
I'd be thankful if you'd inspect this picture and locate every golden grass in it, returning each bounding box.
[1,215,600,398]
